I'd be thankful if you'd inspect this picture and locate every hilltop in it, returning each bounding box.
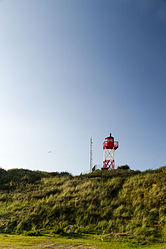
[0,166,165,242]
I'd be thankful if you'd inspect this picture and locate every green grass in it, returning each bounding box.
[0,234,165,249]
[0,166,166,241]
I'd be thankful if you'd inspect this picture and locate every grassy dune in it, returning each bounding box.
[0,166,165,246]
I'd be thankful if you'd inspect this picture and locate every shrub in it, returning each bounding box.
[118,165,130,170]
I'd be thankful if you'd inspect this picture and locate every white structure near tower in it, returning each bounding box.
[90,137,93,172]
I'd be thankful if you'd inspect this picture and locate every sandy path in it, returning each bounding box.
[42,243,96,248]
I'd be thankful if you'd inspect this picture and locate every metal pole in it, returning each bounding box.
[90,137,93,172]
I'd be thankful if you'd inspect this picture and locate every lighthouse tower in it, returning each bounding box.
[103,133,119,169]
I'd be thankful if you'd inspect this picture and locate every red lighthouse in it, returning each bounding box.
[103,133,119,169]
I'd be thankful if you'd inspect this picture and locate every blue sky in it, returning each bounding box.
[0,0,165,174]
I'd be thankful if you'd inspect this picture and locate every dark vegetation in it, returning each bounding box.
[0,166,166,243]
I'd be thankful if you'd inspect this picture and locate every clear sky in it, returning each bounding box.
[0,0,166,175]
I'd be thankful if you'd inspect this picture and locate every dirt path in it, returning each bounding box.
[42,243,97,248]
[1,243,97,249]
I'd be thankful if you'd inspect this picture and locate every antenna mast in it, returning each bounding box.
[90,137,93,172]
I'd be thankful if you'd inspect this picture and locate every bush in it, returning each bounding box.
[118,165,130,170]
